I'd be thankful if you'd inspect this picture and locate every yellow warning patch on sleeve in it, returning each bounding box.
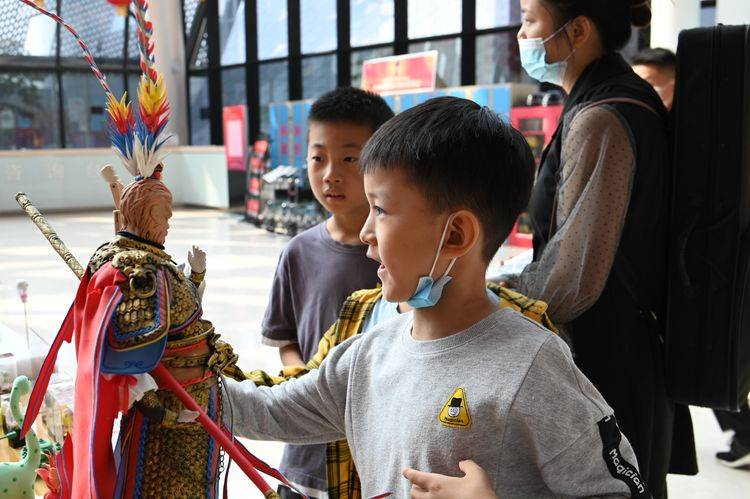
[439,387,472,428]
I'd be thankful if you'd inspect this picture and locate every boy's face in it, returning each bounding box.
[361,167,452,303]
[307,121,372,218]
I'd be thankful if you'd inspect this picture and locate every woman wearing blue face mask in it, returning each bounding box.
[510,0,698,497]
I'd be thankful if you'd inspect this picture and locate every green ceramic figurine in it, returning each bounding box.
[0,376,41,498]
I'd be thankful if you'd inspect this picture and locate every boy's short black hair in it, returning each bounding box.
[631,48,676,72]
[360,97,535,261]
[308,87,394,131]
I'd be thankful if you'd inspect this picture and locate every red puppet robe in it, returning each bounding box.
[22,261,169,498]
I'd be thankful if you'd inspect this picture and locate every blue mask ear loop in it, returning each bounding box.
[426,215,458,283]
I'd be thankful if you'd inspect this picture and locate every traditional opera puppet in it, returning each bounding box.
[12,1,295,497]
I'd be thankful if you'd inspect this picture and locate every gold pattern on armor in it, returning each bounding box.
[157,377,215,429]
[88,235,173,274]
[112,235,172,260]
[110,248,173,347]
[190,269,206,285]
[170,316,213,342]
[167,323,214,349]
[88,242,121,274]
[114,284,162,344]
[138,378,219,497]
[168,273,201,328]
[207,334,247,381]
[162,353,211,368]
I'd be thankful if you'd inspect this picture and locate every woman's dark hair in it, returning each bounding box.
[541,0,652,52]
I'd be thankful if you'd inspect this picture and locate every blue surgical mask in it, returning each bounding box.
[406,215,458,309]
[518,23,574,86]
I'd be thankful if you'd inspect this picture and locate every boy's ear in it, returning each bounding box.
[444,210,481,259]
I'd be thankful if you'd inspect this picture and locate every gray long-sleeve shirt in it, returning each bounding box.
[225,309,647,498]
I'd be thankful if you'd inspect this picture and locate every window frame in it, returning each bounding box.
[183,0,658,146]
[0,0,142,149]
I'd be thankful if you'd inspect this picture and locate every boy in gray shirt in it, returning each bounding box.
[261,88,393,498]
[229,98,649,498]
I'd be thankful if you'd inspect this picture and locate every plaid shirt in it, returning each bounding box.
[246,283,557,499]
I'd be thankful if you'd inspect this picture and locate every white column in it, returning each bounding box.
[146,0,189,145]
[716,0,750,25]
[650,0,701,52]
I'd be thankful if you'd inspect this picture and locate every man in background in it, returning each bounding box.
[632,47,676,110]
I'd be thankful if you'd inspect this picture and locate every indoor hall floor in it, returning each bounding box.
[0,208,748,498]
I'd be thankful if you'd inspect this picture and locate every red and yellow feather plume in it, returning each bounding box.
[106,92,138,176]
[134,75,171,179]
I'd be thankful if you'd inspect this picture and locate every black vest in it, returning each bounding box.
[528,53,699,479]
[529,53,669,318]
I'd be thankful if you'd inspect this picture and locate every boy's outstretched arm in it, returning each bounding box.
[403,460,496,499]
[223,334,359,445]
[246,308,349,386]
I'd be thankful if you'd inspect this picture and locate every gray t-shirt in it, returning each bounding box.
[260,221,379,492]
[228,309,647,498]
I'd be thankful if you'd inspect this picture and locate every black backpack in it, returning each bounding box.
[663,24,750,411]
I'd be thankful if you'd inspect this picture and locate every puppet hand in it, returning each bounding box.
[403,460,496,499]
[187,245,206,274]
[177,409,200,423]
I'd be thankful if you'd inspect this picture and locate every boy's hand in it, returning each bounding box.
[188,245,206,274]
[403,460,496,499]
[280,343,305,367]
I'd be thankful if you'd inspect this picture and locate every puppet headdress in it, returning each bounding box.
[19,0,171,181]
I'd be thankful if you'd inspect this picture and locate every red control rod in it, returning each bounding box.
[153,363,277,498]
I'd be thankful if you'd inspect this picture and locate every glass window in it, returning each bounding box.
[0,72,60,149]
[302,55,337,100]
[189,75,211,145]
[126,72,141,100]
[476,32,531,85]
[62,72,125,148]
[351,46,393,88]
[222,67,246,107]
[350,0,394,48]
[409,38,461,87]
[301,0,337,54]
[476,0,521,30]
[258,0,288,60]
[127,14,140,66]
[408,0,460,39]
[60,2,126,61]
[0,0,58,60]
[189,31,210,69]
[220,0,246,65]
[127,16,141,64]
[184,0,203,35]
[259,61,288,132]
